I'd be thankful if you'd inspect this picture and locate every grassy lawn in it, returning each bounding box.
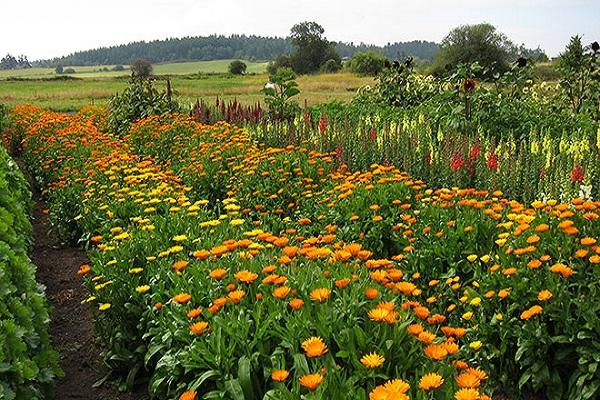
[0,70,374,111]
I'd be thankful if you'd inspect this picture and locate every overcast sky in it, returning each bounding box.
[2,0,599,60]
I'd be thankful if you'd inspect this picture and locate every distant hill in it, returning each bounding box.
[37,34,440,67]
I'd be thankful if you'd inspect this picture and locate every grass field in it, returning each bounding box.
[0,68,374,111]
[0,59,269,80]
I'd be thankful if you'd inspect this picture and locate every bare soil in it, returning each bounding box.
[30,189,148,399]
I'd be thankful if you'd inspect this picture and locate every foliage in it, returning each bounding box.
[0,54,31,70]
[107,78,180,136]
[261,68,301,121]
[557,36,600,117]
[321,59,341,73]
[130,59,153,80]
[9,106,600,400]
[228,60,247,75]
[350,51,389,76]
[40,34,440,68]
[0,143,62,399]
[434,23,517,76]
[289,21,341,74]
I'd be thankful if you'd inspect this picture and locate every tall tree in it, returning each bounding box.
[0,54,18,70]
[434,23,516,75]
[289,22,340,74]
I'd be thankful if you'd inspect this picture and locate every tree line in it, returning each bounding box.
[0,54,31,70]
[36,34,439,67]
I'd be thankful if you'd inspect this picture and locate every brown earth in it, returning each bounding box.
[29,187,148,399]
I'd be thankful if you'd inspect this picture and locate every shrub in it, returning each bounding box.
[130,58,153,80]
[321,58,341,73]
[350,51,388,75]
[228,60,247,75]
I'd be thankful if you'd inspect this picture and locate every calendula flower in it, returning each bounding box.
[172,293,192,304]
[98,303,111,311]
[360,352,385,368]
[419,372,444,390]
[271,369,289,382]
[301,337,328,357]
[179,390,197,400]
[310,288,331,302]
[234,270,259,284]
[538,290,553,301]
[190,321,209,335]
[299,373,323,390]
[455,388,480,400]
[135,285,150,294]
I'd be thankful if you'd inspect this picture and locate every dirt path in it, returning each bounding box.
[30,194,148,400]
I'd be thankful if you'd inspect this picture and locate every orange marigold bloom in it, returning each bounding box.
[273,286,291,299]
[172,260,189,272]
[78,264,91,275]
[419,372,444,390]
[190,321,209,335]
[187,308,202,318]
[335,278,351,288]
[538,290,553,301]
[192,249,210,259]
[299,373,323,390]
[549,263,575,277]
[520,305,543,320]
[302,337,328,357]
[581,237,597,246]
[271,369,289,382]
[172,293,192,304]
[466,368,488,381]
[179,390,197,400]
[228,290,245,303]
[407,323,424,336]
[360,352,385,368]
[365,288,379,300]
[455,388,480,400]
[424,344,448,360]
[209,268,227,279]
[289,298,304,310]
[234,269,259,283]
[310,288,331,302]
[413,306,430,320]
[456,372,480,388]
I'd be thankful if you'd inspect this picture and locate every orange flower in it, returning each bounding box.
[234,269,259,284]
[192,249,210,259]
[365,288,379,300]
[424,344,448,360]
[335,278,351,288]
[537,290,553,301]
[454,388,480,400]
[172,260,189,272]
[456,372,480,388]
[187,308,202,318]
[172,293,192,304]
[581,237,597,246]
[301,337,328,357]
[310,288,331,302]
[273,286,291,299]
[299,373,323,390]
[78,264,91,275]
[190,321,209,335]
[271,369,289,382]
[179,391,197,400]
[289,298,304,310]
[549,263,575,277]
[520,305,543,320]
[228,290,245,303]
[209,268,227,280]
[419,372,444,390]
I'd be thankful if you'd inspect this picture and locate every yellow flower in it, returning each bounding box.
[229,219,245,226]
[462,311,473,321]
[173,235,187,242]
[360,352,385,368]
[469,341,482,350]
[467,254,478,262]
[99,303,111,311]
[135,285,150,294]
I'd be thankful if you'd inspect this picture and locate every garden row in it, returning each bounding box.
[5,105,600,400]
[0,142,61,399]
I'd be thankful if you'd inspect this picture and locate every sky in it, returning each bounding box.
[2,0,599,61]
